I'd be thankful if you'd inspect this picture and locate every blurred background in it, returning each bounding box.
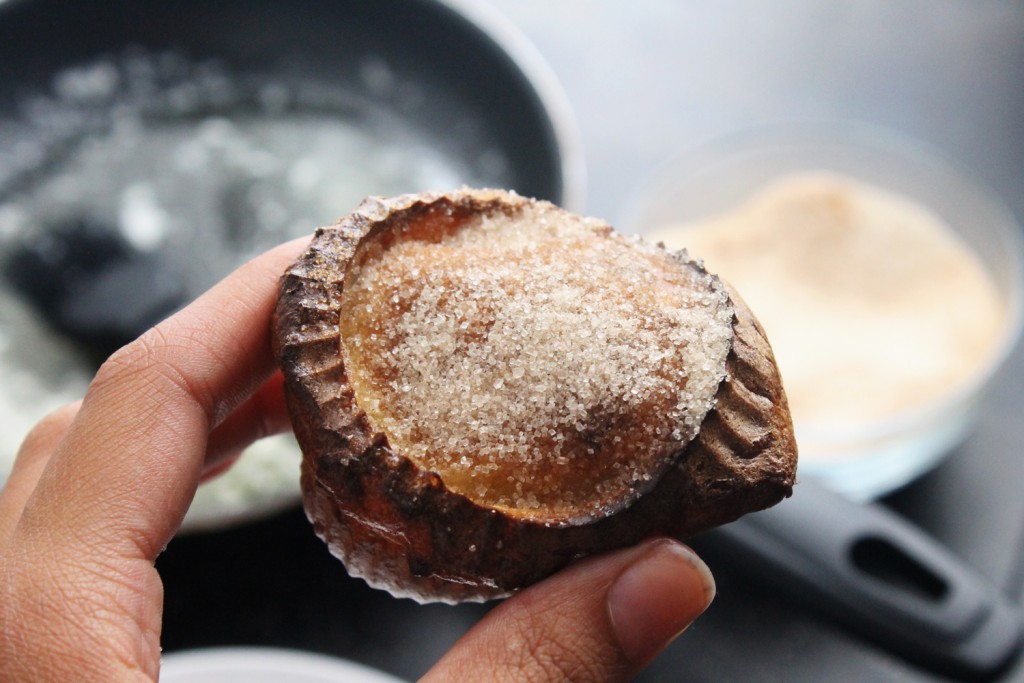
[1,0,1023,681]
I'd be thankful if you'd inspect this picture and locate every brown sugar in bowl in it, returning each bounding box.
[272,188,797,603]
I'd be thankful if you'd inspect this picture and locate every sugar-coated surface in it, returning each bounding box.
[340,202,734,519]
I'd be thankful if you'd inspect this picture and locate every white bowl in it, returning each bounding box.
[160,647,407,683]
[621,123,1024,500]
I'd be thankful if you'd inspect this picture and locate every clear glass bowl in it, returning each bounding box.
[620,123,1024,500]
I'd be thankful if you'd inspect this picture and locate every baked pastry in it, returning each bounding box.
[272,188,797,603]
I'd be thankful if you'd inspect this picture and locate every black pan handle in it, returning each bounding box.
[697,477,1023,680]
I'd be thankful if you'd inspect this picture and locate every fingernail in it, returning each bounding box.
[607,539,716,663]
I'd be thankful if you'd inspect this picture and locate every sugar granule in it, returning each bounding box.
[340,203,734,517]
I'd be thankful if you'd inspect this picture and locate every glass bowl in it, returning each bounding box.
[620,124,1024,500]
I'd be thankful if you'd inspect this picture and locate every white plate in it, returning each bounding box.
[179,434,303,533]
[160,647,407,683]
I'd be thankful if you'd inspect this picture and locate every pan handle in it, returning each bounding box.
[697,477,1023,680]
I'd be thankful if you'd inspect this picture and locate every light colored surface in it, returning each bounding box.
[160,648,407,683]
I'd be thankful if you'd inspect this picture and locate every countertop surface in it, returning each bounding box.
[134,1,1024,681]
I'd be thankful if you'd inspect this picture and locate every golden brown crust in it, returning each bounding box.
[272,189,797,603]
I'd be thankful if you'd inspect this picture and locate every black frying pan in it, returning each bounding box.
[0,0,573,203]
[0,0,581,359]
[0,0,581,539]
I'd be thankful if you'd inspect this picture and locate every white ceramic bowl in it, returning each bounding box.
[160,647,406,683]
[621,124,1024,500]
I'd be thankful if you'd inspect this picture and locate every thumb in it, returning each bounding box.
[421,538,715,683]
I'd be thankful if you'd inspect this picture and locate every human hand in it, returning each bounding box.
[0,239,714,682]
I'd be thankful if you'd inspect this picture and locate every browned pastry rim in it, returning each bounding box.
[272,188,797,603]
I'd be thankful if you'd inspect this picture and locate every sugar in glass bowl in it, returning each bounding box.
[621,124,1024,500]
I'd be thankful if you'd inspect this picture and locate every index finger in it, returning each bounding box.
[12,237,309,561]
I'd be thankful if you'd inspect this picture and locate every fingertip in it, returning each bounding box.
[13,402,81,460]
[606,538,716,664]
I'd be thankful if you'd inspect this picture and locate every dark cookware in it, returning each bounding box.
[0,0,582,358]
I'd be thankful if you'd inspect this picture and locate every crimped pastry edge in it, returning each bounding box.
[272,188,797,603]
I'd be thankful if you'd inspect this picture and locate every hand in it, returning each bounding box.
[0,239,715,682]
